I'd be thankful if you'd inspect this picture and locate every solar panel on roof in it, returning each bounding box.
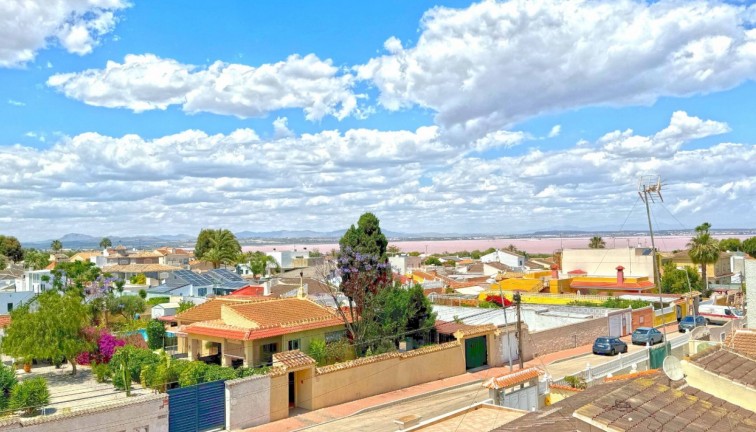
[207,269,244,282]
[173,270,214,286]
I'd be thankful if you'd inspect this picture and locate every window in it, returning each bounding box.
[197,288,207,296]
[6,303,12,312]
[261,343,278,365]
[288,339,300,351]
[325,330,346,343]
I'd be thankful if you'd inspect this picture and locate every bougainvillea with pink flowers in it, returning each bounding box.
[76,327,126,365]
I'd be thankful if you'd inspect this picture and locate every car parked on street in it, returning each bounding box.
[592,336,628,356]
[631,327,664,345]
[678,315,706,333]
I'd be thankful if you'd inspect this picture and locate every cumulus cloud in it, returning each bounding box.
[0,0,128,67]
[356,0,756,140]
[547,125,561,139]
[47,53,361,120]
[0,111,753,238]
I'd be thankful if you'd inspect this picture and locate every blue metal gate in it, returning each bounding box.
[168,380,226,432]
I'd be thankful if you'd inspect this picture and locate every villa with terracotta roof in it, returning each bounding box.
[175,296,348,368]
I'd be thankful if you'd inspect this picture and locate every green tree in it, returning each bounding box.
[2,291,90,375]
[145,320,166,350]
[50,240,62,252]
[408,251,421,257]
[99,237,112,249]
[22,249,49,270]
[114,345,136,396]
[661,262,702,294]
[306,339,327,366]
[107,295,145,322]
[177,300,195,313]
[588,236,606,249]
[0,256,5,271]
[9,377,49,416]
[52,260,101,292]
[423,256,442,266]
[742,237,756,257]
[240,251,279,276]
[718,238,741,252]
[130,273,147,285]
[0,235,24,262]
[197,229,241,269]
[339,213,388,261]
[386,245,402,256]
[687,223,720,290]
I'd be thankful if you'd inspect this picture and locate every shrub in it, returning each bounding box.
[145,320,166,350]
[236,365,270,378]
[325,339,353,364]
[564,375,587,390]
[9,377,49,416]
[110,346,160,389]
[307,339,327,366]
[76,328,126,365]
[91,362,111,383]
[203,365,238,383]
[123,333,149,349]
[0,363,18,410]
[147,297,170,307]
[179,362,210,387]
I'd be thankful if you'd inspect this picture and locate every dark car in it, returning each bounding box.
[631,327,663,345]
[678,315,706,333]
[593,336,628,356]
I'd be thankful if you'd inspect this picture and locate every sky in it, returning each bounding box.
[1,0,756,241]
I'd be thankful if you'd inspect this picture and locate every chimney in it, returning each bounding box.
[263,280,271,296]
[616,266,625,285]
[550,264,559,279]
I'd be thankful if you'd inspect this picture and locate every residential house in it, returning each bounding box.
[483,262,521,277]
[151,302,180,320]
[102,263,182,287]
[146,269,248,298]
[94,247,162,268]
[155,247,194,268]
[266,250,310,270]
[175,296,348,367]
[13,269,55,293]
[562,247,656,282]
[663,250,734,284]
[389,255,422,275]
[69,251,101,263]
[481,250,525,268]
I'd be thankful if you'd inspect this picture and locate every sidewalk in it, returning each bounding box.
[246,323,682,431]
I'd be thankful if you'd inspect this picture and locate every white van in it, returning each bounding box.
[697,305,744,325]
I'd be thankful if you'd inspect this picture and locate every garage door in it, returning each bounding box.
[465,336,488,370]
[609,315,622,337]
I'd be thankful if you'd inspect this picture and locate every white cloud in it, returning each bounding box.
[548,125,561,138]
[0,111,753,238]
[7,99,25,107]
[0,0,129,67]
[47,53,361,120]
[356,0,756,140]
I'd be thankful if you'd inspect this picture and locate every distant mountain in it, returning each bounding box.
[24,233,195,250]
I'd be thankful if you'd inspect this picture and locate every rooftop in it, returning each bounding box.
[724,329,756,358]
[175,297,266,323]
[272,350,317,369]
[689,347,756,389]
[409,403,525,431]
[483,367,542,390]
[102,263,182,273]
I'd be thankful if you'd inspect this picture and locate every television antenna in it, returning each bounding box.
[662,355,684,381]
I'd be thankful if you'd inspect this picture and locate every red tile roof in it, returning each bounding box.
[570,280,655,290]
[229,285,266,296]
[725,329,756,359]
[484,368,542,389]
[0,315,10,328]
[273,350,316,369]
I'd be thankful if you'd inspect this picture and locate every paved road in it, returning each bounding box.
[546,326,689,379]
[300,382,490,432]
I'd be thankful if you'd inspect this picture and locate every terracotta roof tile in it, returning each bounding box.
[102,263,183,273]
[175,297,268,323]
[273,350,316,369]
[690,347,756,388]
[228,298,339,328]
[0,315,10,328]
[724,329,756,359]
[484,368,543,389]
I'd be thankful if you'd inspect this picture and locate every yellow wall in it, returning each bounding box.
[489,278,544,293]
[304,342,465,411]
[269,373,289,421]
[683,360,756,412]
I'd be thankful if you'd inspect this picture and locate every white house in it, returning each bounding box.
[151,302,180,320]
[266,250,310,270]
[480,250,525,268]
[14,270,55,293]
[389,255,422,275]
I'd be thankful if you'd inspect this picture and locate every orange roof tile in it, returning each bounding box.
[483,367,543,389]
[725,329,756,359]
[175,297,269,323]
[229,285,266,296]
[183,316,345,341]
[0,315,10,328]
[273,350,316,369]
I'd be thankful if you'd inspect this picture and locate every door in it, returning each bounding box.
[609,315,622,337]
[465,336,488,370]
[168,380,226,432]
[501,386,538,411]
[288,372,296,408]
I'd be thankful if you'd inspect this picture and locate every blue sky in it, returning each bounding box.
[2,0,755,241]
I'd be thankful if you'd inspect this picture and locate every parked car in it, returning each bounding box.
[697,305,744,325]
[678,315,706,333]
[592,336,628,356]
[631,327,664,345]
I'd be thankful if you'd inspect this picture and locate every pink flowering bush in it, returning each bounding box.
[76,327,126,365]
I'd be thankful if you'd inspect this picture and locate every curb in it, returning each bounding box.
[292,379,483,431]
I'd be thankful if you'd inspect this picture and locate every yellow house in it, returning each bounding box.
[175,296,348,368]
[664,250,733,284]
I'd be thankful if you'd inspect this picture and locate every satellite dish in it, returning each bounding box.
[663,356,684,381]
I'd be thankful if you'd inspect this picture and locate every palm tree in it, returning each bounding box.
[238,251,279,276]
[99,237,112,249]
[588,236,606,249]
[200,229,241,269]
[50,239,63,252]
[687,222,720,291]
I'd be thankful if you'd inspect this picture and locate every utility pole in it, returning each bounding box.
[498,284,513,372]
[638,175,669,355]
[515,291,524,369]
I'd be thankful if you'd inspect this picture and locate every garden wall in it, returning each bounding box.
[0,394,167,432]
[528,316,608,358]
[303,341,465,411]
[225,374,271,430]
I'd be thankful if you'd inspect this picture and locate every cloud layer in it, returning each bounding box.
[357,0,756,139]
[0,0,129,67]
[2,112,753,238]
[47,53,361,120]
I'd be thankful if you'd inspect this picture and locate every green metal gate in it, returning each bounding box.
[465,336,488,369]
[168,380,226,432]
[649,343,671,369]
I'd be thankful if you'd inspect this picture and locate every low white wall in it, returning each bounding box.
[226,374,271,430]
[0,394,168,432]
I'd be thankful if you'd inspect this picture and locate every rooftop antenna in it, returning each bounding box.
[638,175,669,356]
